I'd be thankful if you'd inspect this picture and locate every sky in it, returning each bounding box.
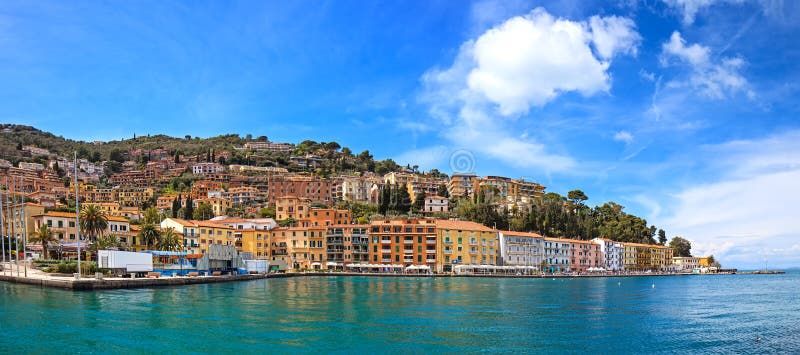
[1,0,799,268]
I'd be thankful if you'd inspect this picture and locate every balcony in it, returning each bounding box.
[327,239,343,245]
[403,258,414,263]
[381,258,391,263]
[470,250,478,255]
[469,241,478,246]
[426,239,436,245]
[403,239,413,244]
[426,259,436,263]
[444,250,452,254]
[403,249,414,254]
[381,249,391,253]
[381,239,391,244]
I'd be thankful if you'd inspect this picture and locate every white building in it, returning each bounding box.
[672,256,701,272]
[498,231,544,268]
[544,238,571,273]
[192,163,224,175]
[592,238,624,271]
[341,176,371,202]
[424,195,449,214]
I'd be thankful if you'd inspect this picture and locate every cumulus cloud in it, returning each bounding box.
[661,31,752,99]
[613,130,634,143]
[419,7,639,173]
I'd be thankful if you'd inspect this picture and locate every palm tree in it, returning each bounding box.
[92,234,121,252]
[138,223,160,250]
[29,225,58,260]
[79,205,108,243]
[157,228,182,251]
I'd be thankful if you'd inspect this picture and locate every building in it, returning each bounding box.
[622,242,672,271]
[1,202,46,242]
[672,256,702,272]
[191,163,225,176]
[592,238,624,271]
[275,196,312,220]
[197,197,232,217]
[543,238,571,273]
[436,220,497,273]
[304,208,351,227]
[31,211,130,245]
[369,219,437,269]
[228,165,288,174]
[447,173,476,199]
[498,231,544,269]
[423,195,449,214]
[569,239,603,273]
[241,141,295,152]
[325,224,370,267]
[116,187,155,207]
[340,176,372,203]
[160,218,200,254]
[223,186,264,204]
[268,176,333,204]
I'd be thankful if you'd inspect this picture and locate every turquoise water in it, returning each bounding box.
[1,273,799,354]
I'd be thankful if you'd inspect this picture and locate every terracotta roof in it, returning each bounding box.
[165,218,197,227]
[435,220,494,232]
[500,230,543,238]
[543,237,574,243]
[36,211,79,218]
[622,242,669,248]
[327,224,370,228]
[106,216,129,222]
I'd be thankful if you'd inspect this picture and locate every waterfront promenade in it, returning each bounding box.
[0,261,779,291]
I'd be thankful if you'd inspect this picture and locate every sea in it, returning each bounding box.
[1,272,798,354]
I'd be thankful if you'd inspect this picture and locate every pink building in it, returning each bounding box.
[569,239,604,273]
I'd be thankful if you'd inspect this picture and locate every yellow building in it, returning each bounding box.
[622,242,673,271]
[436,220,497,273]
[198,197,231,217]
[117,187,155,207]
[275,196,312,220]
[84,202,121,217]
[235,229,271,259]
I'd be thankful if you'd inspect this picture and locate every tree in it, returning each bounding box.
[437,184,449,198]
[171,197,180,218]
[79,205,108,242]
[259,206,276,218]
[658,229,667,245]
[29,225,57,259]
[157,228,182,251]
[139,223,160,250]
[669,237,692,257]
[567,190,588,205]
[413,191,426,212]
[193,203,214,220]
[184,196,194,220]
[143,207,161,224]
[93,234,122,251]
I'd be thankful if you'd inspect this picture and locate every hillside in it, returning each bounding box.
[0,124,411,177]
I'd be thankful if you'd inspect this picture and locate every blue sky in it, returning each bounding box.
[2,0,800,268]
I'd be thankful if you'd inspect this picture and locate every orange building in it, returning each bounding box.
[368,219,437,268]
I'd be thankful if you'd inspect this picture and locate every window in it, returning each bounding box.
[69,221,75,227]
[57,221,63,228]
[395,255,399,262]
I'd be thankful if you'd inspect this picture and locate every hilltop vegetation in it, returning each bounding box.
[0,124,408,176]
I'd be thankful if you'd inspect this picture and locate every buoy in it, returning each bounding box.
[756,336,761,343]
[652,283,655,288]
[618,282,621,286]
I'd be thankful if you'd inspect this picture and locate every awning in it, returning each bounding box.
[311,262,322,266]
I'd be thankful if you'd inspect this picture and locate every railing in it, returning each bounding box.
[403,240,413,244]
[444,250,452,254]
[426,259,436,263]
[381,239,391,244]
[426,240,436,244]
[381,249,391,253]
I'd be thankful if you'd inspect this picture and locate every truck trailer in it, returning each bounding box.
[97,250,153,276]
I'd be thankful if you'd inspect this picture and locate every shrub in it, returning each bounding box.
[52,261,98,275]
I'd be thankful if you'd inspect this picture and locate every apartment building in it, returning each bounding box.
[436,220,497,273]
[369,219,437,268]
[591,238,624,271]
[498,231,544,269]
[569,239,603,273]
[326,224,370,266]
[543,237,571,273]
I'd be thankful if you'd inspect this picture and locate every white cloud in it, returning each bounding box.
[657,130,800,268]
[662,0,743,25]
[660,31,752,99]
[465,8,640,115]
[613,130,634,143]
[589,15,642,59]
[419,8,639,173]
